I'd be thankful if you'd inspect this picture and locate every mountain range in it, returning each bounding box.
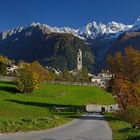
[0,17,140,72]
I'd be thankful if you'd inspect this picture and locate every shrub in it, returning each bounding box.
[16,66,39,93]
[0,62,7,75]
[118,106,140,129]
[126,107,140,129]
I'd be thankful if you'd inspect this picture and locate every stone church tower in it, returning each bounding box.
[77,49,82,71]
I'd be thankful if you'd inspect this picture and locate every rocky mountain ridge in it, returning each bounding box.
[0,17,140,72]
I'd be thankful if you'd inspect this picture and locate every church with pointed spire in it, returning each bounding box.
[69,49,83,75]
[77,49,82,71]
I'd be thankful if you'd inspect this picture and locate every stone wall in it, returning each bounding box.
[0,76,15,81]
[47,81,99,87]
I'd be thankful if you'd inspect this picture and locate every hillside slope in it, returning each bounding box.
[0,26,94,71]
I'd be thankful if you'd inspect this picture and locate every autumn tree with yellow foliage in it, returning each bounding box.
[17,61,54,93]
[17,66,39,93]
[0,55,11,75]
[0,55,10,63]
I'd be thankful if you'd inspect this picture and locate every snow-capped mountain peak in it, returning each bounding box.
[30,20,134,39]
[79,21,133,39]
[131,17,140,30]
[31,22,41,27]
[1,17,140,40]
[31,22,79,35]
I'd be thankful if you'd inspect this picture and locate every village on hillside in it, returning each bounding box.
[1,49,112,89]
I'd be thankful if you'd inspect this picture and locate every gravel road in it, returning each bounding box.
[0,113,112,140]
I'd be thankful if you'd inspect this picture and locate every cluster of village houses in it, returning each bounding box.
[6,49,112,88]
[7,63,112,89]
[90,70,112,88]
[7,62,18,75]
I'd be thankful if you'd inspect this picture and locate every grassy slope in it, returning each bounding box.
[35,83,115,105]
[0,81,114,132]
[105,113,140,140]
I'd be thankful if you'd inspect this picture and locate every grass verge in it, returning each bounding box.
[104,113,140,140]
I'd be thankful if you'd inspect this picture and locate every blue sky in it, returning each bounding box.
[0,0,140,31]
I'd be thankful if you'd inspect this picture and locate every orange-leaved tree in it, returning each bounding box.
[107,47,140,110]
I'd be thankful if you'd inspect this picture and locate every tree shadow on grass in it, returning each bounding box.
[0,81,19,94]
[0,85,19,93]
[6,99,85,118]
[118,127,132,133]
[0,81,16,85]
[6,100,110,121]
[104,114,120,122]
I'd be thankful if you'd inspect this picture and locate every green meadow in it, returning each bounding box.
[0,81,114,132]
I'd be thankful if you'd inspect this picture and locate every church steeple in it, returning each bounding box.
[77,49,82,71]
